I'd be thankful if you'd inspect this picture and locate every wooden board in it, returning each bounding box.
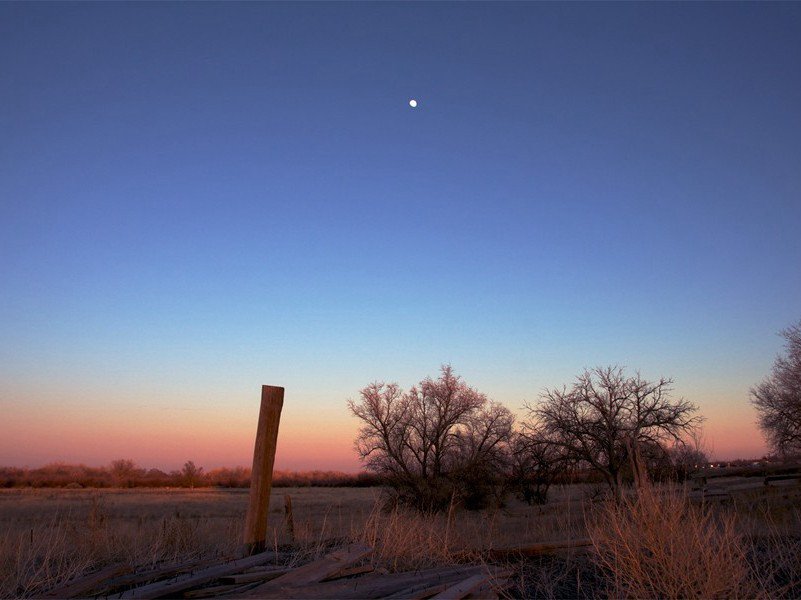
[244,543,372,597]
[118,550,277,598]
[41,564,131,598]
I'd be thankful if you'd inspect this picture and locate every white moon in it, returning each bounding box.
[409,99,418,108]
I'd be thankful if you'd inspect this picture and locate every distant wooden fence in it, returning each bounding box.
[689,464,801,502]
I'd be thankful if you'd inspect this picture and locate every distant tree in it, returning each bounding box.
[751,320,801,457]
[181,461,204,489]
[523,366,702,499]
[348,365,514,511]
[207,466,251,488]
[667,432,709,481]
[109,459,138,487]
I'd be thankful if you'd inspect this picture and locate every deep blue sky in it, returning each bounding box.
[1,2,799,469]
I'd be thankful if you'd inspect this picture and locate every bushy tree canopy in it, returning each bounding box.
[348,365,514,510]
[523,366,702,497]
[751,320,801,456]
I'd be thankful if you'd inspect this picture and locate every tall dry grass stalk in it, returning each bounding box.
[1,513,94,598]
[589,485,759,599]
[357,503,458,571]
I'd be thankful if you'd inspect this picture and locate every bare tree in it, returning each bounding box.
[668,438,709,481]
[348,365,514,510]
[452,401,516,509]
[511,428,573,504]
[524,366,702,499]
[751,320,801,457]
[109,459,139,487]
[181,460,204,489]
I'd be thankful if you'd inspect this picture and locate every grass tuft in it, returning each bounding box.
[589,485,759,599]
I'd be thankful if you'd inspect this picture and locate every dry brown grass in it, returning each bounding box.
[0,487,379,597]
[588,484,795,599]
[0,485,590,596]
[0,490,241,597]
[2,483,800,598]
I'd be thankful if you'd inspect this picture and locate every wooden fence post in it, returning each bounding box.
[284,494,295,543]
[243,385,284,555]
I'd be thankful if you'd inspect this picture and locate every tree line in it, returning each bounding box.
[0,461,380,489]
[349,317,801,511]
[348,364,707,510]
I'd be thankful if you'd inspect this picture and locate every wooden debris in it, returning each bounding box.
[244,542,372,596]
[322,564,375,581]
[250,565,506,600]
[383,582,448,600]
[219,567,292,584]
[431,574,489,600]
[41,564,131,598]
[182,583,256,598]
[464,582,499,600]
[92,557,221,596]
[67,542,513,600]
[117,550,277,598]
[455,538,592,560]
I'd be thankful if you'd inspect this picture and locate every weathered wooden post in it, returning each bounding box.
[284,494,295,543]
[243,385,284,555]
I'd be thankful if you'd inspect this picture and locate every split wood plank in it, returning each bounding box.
[244,542,372,596]
[93,557,221,596]
[465,583,500,600]
[250,565,488,600]
[181,582,257,598]
[41,564,131,598]
[219,567,292,584]
[322,564,375,581]
[118,550,276,599]
[456,538,592,560]
[431,574,489,600]
[383,582,449,599]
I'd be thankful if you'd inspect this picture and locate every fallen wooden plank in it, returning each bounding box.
[383,582,449,600]
[458,576,510,600]
[251,566,489,600]
[322,564,375,581]
[219,568,292,584]
[182,583,255,598]
[117,550,277,599]
[41,564,132,598]
[93,557,222,596]
[244,542,372,596]
[455,538,592,560]
[431,574,488,600]
[464,582,499,600]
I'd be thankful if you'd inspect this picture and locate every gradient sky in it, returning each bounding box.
[1,2,800,472]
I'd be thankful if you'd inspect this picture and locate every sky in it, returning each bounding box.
[1,2,800,472]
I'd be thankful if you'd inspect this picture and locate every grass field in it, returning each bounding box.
[2,482,800,598]
[0,485,588,597]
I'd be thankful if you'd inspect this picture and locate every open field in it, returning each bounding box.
[0,485,587,597]
[2,482,801,598]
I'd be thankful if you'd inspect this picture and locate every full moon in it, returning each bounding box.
[409,99,418,108]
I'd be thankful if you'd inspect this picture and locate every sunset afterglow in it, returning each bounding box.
[2,2,799,473]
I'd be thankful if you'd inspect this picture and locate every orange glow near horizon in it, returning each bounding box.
[2,377,769,473]
[3,390,365,473]
[3,404,767,474]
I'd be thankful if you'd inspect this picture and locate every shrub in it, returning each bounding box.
[589,485,758,598]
